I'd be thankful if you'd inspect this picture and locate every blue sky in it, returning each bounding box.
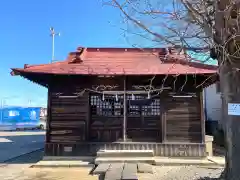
[0,0,217,107]
[0,0,137,107]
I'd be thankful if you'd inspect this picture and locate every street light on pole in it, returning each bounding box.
[50,27,60,63]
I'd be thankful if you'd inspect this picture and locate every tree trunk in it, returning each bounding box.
[220,62,240,180]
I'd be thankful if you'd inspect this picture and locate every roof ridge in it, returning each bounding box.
[11,46,218,76]
[21,61,65,69]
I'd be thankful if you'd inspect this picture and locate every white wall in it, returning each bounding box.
[204,83,222,123]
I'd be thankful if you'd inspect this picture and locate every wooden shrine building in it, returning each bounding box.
[11,47,218,158]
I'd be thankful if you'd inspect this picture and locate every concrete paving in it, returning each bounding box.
[0,130,45,163]
[11,168,99,180]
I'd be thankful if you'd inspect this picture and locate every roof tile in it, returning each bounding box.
[12,47,217,75]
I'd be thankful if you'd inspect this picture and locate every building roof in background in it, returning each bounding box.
[186,50,218,66]
[11,47,217,76]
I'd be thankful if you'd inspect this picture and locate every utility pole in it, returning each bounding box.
[50,27,60,63]
[28,99,32,107]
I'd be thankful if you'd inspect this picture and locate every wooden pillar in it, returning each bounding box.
[46,87,51,142]
[161,95,167,143]
[123,76,127,142]
[200,90,205,143]
[44,84,52,156]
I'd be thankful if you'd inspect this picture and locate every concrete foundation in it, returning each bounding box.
[205,135,214,157]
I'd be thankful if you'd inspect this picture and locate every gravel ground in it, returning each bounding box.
[138,166,224,180]
[158,166,224,180]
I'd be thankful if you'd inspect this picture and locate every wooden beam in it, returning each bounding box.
[103,88,171,95]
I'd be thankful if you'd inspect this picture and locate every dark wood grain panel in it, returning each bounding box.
[164,95,202,143]
[49,88,89,143]
[50,121,86,127]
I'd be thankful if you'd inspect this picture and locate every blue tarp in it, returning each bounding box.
[0,107,41,128]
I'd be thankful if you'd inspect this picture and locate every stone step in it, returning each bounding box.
[97,150,154,158]
[43,156,94,162]
[31,160,94,168]
[95,157,155,165]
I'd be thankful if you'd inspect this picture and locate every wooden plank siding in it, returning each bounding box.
[163,94,202,143]
[48,88,89,144]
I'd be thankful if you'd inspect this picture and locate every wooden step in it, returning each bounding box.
[95,157,154,165]
[97,150,154,158]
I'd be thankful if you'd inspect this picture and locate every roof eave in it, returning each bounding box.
[10,68,21,76]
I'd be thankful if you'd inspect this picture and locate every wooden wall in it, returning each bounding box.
[43,75,207,157]
[47,87,89,144]
[162,93,202,143]
[46,75,204,145]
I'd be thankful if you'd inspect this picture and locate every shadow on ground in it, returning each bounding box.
[0,130,45,164]
[5,149,44,164]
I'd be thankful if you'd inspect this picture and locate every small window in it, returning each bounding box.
[216,82,220,93]
[30,111,37,120]
[8,110,20,117]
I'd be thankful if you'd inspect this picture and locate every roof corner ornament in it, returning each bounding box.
[68,48,85,64]
[161,48,171,63]
[24,64,29,69]
[10,71,16,76]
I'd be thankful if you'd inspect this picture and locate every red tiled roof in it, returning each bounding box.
[11,47,217,76]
